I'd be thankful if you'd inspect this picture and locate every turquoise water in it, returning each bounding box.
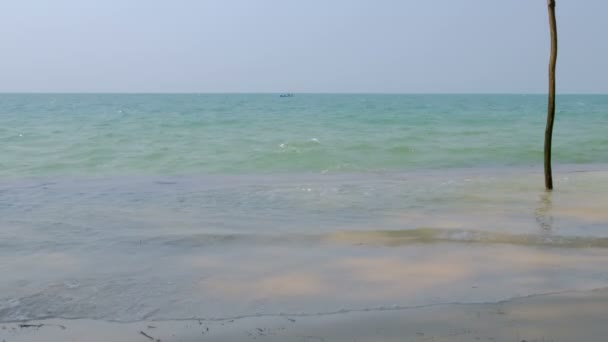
[1,94,607,177]
[1,94,608,322]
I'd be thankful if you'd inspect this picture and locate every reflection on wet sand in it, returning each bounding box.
[535,191,553,231]
[207,273,327,297]
[330,256,473,298]
[381,170,608,238]
[198,244,608,308]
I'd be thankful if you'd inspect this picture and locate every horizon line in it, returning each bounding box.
[0,92,606,95]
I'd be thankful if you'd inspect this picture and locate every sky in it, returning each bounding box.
[1,0,606,93]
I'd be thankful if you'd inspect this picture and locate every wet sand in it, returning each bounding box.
[2,288,607,342]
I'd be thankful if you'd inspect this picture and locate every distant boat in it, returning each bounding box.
[280,93,294,98]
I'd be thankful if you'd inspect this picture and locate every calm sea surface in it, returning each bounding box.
[1,94,607,176]
[1,94,608,322]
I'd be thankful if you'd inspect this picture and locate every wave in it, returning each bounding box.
[327,228,608,249]
[123,228,608,250]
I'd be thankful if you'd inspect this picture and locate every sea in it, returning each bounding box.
[1,94,608,322]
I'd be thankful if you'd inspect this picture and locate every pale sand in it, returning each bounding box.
[2,288,607,342]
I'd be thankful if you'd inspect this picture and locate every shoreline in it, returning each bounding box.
[3,287,608,342]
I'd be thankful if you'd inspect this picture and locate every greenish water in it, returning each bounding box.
[1,94,608,322]
[1,94,606,177]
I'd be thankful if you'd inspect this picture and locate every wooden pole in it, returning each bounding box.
[544,0,558,190]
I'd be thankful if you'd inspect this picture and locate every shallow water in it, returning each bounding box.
[1,94,608,322]
[2,167,608,322]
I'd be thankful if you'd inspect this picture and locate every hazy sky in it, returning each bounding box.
[1,0,606,93]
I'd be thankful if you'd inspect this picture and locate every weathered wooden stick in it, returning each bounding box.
[544,0,558,190]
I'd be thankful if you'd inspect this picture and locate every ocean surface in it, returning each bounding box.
[1,94,608,322]
[1,94,608,177]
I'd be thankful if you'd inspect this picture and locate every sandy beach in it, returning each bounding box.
[3,287,607,342]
